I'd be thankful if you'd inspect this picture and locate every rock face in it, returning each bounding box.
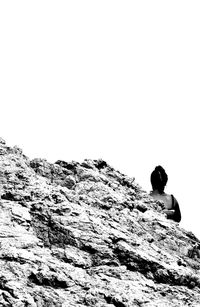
[0,138,200,307]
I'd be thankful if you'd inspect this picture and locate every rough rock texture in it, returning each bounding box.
[0,137,200,306]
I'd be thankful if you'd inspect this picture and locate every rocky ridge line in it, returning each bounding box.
[0,137,200,306]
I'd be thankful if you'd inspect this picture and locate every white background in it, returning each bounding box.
[0,1,200,238]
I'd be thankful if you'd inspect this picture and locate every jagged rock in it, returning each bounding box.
[0,139,200,306]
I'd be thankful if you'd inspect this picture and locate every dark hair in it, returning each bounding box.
[151,165,168,193]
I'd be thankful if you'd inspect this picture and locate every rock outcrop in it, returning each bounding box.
[0,137,200,306]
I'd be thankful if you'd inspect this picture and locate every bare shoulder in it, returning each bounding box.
[164,193,173,201]
[162,193,173,209]
[171,194,179,204]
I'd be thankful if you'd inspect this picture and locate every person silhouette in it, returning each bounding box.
[149,166,181,222]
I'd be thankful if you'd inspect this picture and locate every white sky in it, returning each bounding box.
[0,1,200,238]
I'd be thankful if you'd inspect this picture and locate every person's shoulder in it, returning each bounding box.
[171,194,178,202]
[164,193,173,201]
[170,194,180,209]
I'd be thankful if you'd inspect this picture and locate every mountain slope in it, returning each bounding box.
[0,138,200,307]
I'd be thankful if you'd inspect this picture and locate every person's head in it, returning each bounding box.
[150,165,168,194]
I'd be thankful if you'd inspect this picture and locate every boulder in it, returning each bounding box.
[0,139,200,306]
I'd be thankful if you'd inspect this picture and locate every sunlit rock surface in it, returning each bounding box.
[0,137,200,306]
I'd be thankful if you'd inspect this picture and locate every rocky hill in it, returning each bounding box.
[0,138,200,307]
